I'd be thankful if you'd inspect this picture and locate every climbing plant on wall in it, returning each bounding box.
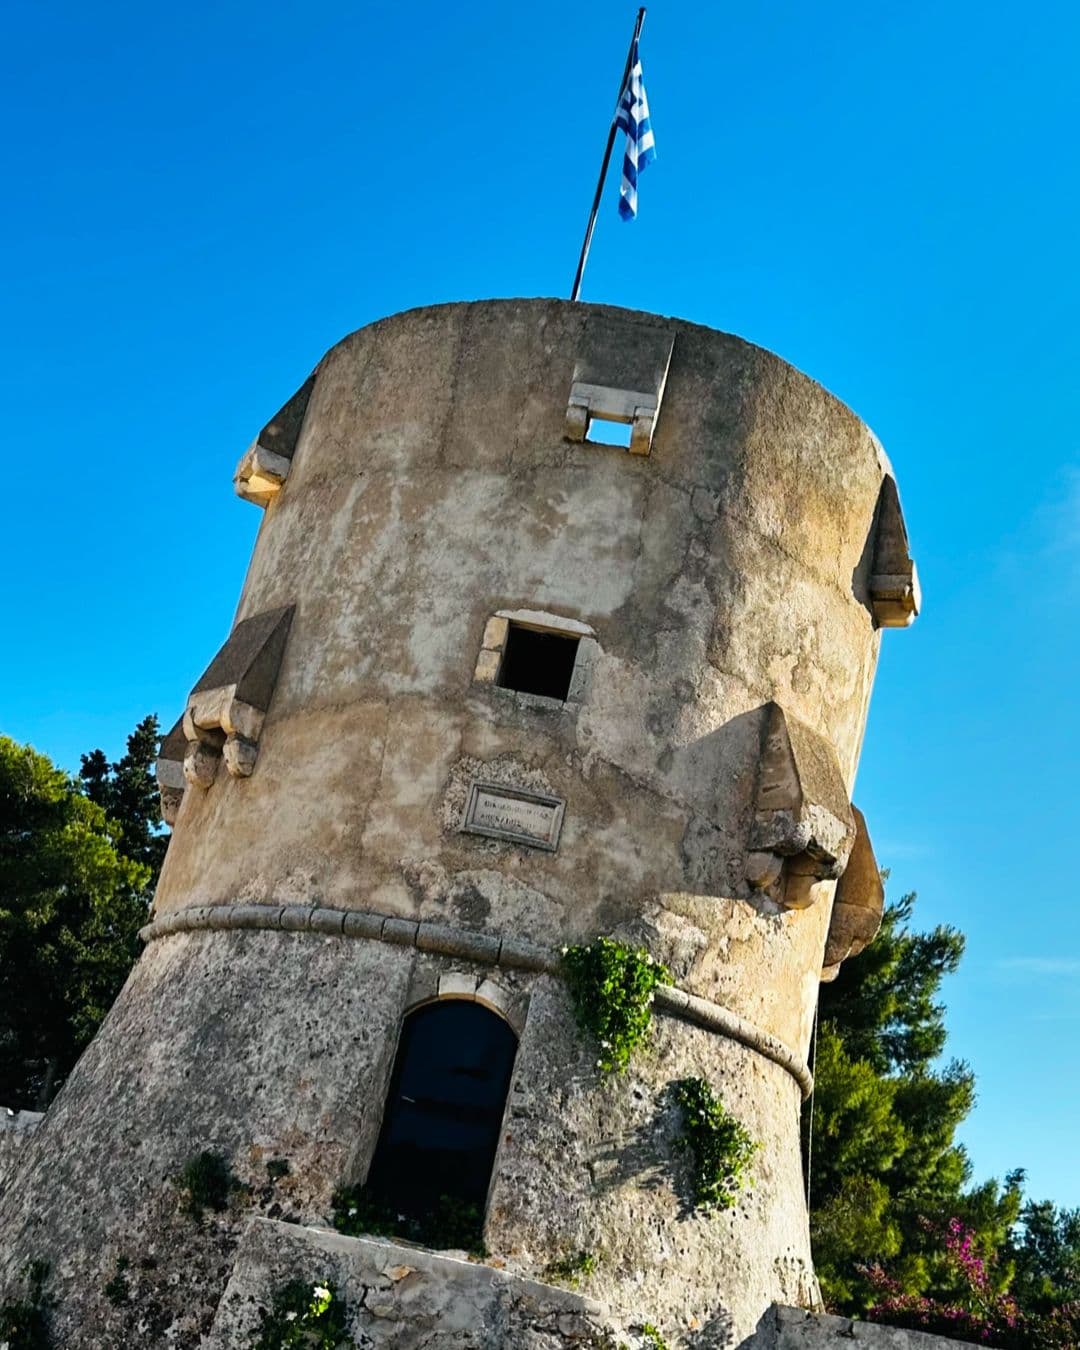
[560,938,670,1074]
[673,1076,757,1212]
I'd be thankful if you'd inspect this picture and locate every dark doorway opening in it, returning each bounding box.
[497,624,579,701]
[364,1001,517,1242]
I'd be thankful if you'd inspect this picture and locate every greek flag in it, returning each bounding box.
[614,38,655,220]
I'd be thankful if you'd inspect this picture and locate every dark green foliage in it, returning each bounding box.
[332,1182,486,1255]
[673,1076,757,1212]
[179,1150,238,1219]
[560,938,670,1074]
[809,891,1022,1312]
[266,1158,290,1182]
[79,716,169,879]
[545,1250,598,1287]
[0,1259,52,1349]
[252,1278,348,1349]
[0,731,157,1108]
[1006,1199,1080,1315]
[818,891,965,1075]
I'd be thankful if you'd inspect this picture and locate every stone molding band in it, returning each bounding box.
[139,903,814,1098]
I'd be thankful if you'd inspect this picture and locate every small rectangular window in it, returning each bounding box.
[497,623,579,702]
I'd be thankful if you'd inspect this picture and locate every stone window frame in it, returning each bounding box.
[472,608,598,713]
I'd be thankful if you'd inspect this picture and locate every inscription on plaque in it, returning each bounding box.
[461,782,565,852]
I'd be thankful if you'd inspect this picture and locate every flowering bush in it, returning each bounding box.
[252,1279,348,1349]
[863,1218,1080,1347]
[560,938,670,1074]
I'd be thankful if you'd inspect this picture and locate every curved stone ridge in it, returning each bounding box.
[139,902,813,1097]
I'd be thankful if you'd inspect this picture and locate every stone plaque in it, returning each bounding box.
[461,782,565,852]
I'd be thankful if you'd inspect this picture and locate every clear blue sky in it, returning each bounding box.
[4,2,1078,1207]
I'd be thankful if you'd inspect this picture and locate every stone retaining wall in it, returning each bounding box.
[207,1218,623,1349]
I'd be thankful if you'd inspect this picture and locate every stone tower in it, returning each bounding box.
[0,300,921,1348]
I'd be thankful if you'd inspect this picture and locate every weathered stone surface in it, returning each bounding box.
[207,1218,621,1348]
[0,931,414,1346]
[0,301,921,1346]
[155,716,188,823]
[822,807,884,980]
[747,1304,994,1349]
[235,371,318,507]
[0,1110,42,1197]
[868,476,921,628]
[749,703,856,909]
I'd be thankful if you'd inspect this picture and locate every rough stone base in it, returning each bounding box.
[208,1218,625,1348]
[748,1304,1001,1350]
[0,1109,41,1194]
[211,1223,992,1350]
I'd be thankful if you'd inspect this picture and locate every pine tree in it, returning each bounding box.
[1,718,167,1109]
[809,891,1022,1311]
[80,713,168,880]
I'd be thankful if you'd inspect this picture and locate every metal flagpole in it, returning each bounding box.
[569,8,646,302]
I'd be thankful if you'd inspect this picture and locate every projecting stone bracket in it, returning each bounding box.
[821,805,884,981]
[155,717,188,826]
[746,702,856,910]
[564,316,675,456]
[234,371,318,507]
[157,606,295,811]
[868,474,920,627]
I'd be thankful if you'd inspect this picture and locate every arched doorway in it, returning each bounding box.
[364,999,518,1246]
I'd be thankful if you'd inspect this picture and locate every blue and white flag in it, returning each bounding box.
[614,38,656,220]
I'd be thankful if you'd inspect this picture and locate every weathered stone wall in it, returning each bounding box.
[0,922,812,1344]
[207,1218,622,1348]
[0,1109,41,1197]
[750,1305,1000,1350]
[208,1225,985,1350]
[153,300,889,1055]
[0,301,912,1345]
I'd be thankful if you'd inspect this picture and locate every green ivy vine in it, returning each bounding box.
[560,938,670,1074]
[638,1322,671,1350]
[252,1279,348,1349]
[544,1249,597,1288]
[673,1076,757,1212]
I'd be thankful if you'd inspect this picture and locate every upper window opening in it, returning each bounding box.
[585,417,633,449]
[497,623,580,702]
[365,1001,517,1242]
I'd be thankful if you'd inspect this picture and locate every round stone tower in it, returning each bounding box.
[0,300,918,1347]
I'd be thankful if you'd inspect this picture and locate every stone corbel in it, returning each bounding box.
[745,702,856,910]
[234,371,318,507]
[821,806,884,981]
[564,318,675,456]
[181,605,295,790]
[155,717,189,826]
[869,475,921,628]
